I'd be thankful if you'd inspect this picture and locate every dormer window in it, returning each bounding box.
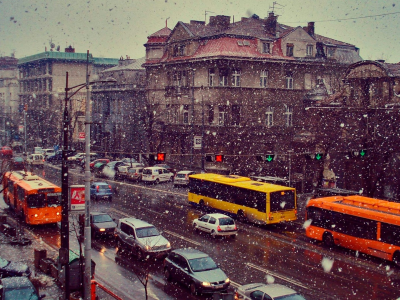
[262,42,270,54]
[173,44,186,57]
[286,44,294,57]
[306,45,313,57]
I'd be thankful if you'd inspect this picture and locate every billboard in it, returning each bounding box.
[69,185,85,211]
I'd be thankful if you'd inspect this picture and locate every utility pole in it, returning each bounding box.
[190,69,195,168]
[201,92,205,172]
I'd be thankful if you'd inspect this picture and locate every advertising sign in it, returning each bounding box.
[69,185,85,211]
[79,132,85,140]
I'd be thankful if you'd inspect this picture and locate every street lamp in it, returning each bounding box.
[60,50,116,300]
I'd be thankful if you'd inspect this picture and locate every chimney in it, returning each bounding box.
[264,12,277,36]
[65,45,75,53]
[307,22,315,37]
[209,15,230,30]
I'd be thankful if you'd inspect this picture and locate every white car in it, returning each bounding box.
[68,153,85,162]
[174,170,195,187]
[42,148,55,157]
[141,167,174,184]
[235,283,306,300]
[192,213,238,238]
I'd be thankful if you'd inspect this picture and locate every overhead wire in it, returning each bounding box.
[283,11,400,23]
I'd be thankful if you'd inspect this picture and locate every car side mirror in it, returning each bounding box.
[184,267,189,272]
[217,263,221,267]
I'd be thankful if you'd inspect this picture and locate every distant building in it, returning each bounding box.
[17,46,118,149]
[143,13,361,179]
[0,55,19,146]
[91,56,146,156]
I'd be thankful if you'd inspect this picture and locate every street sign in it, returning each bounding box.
[69,185,85,211]
[18,125,24,133]
[79,132,85,140]
[194,136,202,149]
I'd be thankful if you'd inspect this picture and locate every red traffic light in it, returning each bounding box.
[215,155,224,162]
[157,153,166,161]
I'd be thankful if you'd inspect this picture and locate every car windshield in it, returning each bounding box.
[218,217,234,226]
[275,294,306,300]
[176,174,187,178]
[0,257,9,267]
[188,256,218,272]
[5,287,38,300]
[93,214,113,223]
[14,157,24,162]
[136,226,160,238]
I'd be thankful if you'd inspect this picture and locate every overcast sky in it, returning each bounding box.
[0,0,399,63]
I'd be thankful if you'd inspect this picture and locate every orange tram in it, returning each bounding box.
[2,171,62,225]
[306,195,400,266]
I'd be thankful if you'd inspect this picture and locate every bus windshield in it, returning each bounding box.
[47,193,62,207]
[270,190,295,211]
[27,194,46,208]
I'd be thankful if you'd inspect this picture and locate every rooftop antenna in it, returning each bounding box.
[269,1,285,14]
[205,10,215,23]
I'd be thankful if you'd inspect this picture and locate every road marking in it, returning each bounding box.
[109,208,131,217]
[246,262,310,290]
[163,230,201,246]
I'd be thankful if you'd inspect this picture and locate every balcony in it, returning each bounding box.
[165,85,190,97]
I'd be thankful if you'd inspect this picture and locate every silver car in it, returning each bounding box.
[235,283,306,300]
[115,217,171,260]
[174,170,195,187]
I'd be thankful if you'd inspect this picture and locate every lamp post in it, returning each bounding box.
[60,51,116,300]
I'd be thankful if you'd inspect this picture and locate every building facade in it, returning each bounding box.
[143,13,361,187]
[17,47,118,150]
[0,55,19,146]
[91,57,146,157]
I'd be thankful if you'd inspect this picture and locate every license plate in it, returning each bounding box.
[214,284,224,289]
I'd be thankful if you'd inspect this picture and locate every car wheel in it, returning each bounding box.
[109,196,112,202]
[137,248,145,260]
[231,234,237,239]
[95,195,98,202]
[199,200,206,211]
[169,176,174,182]
[237,210,246,222]
[164,268,172,282]
[323,232,335,248]
[190,282,197,295]
[155,178,159,184]
[211,230,217,238]
[393,251,400,267]
[193,223,198,232]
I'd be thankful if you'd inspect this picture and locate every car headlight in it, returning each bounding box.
[201,282,211,287]
[145,245,151,251]
[34,214,38,217]
[166,242,171,248]
[225,278,230,284]
[99,228,105,232]
[56,212,60,216]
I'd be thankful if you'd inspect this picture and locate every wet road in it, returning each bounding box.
[29,164,400,300]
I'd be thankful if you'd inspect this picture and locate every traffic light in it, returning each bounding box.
[307,153,324,160]
[265,154,275,162]
[157,152,166,161]
[360,149,367,157]
[215,154,224,162]
[256,154,264,162]
[205,154,214,162]
[351,149,367,158]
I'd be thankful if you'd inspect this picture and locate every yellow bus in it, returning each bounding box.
[188,174,297,224]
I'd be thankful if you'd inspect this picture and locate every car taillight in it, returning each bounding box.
[152,175,154,179]
[108,185,112,190]
[185,174,188,179]
[295,209,298,215]
[135,173,138,176]
[96,186,99,192]
[217,225,222,232]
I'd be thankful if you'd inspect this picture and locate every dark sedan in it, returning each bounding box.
[0,257,31,278]
[164,248,230,295]
[90,212,117,239]
[10,157,25,171]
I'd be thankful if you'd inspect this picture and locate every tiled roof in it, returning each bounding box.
[385,63,400,77]
[148,27,171,38]
[101,57,146,72]
[313,33,354,47]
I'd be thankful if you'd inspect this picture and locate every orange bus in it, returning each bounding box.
[2,171,62,225]
[305,195,400,266]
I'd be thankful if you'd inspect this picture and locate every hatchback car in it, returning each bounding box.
[90,212,117,239]
[90,159,110,170]
[90,182,112,201]
[126,167,144,182]
[142,167,174,184]
[0,257,31,278]
[174,170,196,187]
[27,154,44,167]
[0,276,45,300]
[235,283,306,300]
[164,248,230,295]
[0,146,13,158]
[115,217,171,260]
[193,213,238,238]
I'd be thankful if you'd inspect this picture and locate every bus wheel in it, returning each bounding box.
[393,251,400,267]
[199,200,205,211]
[237,210,246,222]
[323,232,335,248]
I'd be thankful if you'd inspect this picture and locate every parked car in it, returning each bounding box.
[67,152,85,162]
[154,163,176,174]
[26,154,44,168]
[90,159,110,170]
[235,283,306,300]
[42,148,55,158]
[193,213,237,238]
[10,157,25,171]
[142,167,174,184]
[115,217,171,260]
[0,146,13,158]
[0,256,31,278]
[93,162,107,177]
[174,170,196,187]
[46,151,62,164]
[121,157,138,165]
[115,165,130,180]
[78,153,101,167]
[0,276,46,300]
[126,167,144,182]
[90,212,117,239]
[90,182,112,201]
[102,161,127,179]
[164,248,230,295]
[33,147,43,154]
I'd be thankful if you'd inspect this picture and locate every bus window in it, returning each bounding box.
[17,186,25,202]
[270,190,295,211]
[380,223,400,247]
[7,180,14,194]
[47,193,62,207]
[27,194,46,208]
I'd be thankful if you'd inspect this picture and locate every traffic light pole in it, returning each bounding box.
[201,94,205,172]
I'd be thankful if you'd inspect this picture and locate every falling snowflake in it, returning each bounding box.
[321,257,334,273]
[303,219,312,229]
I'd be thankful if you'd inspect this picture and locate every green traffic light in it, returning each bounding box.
[266,155,274,162]
[360,149,366,157]
[315,153,322,160]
